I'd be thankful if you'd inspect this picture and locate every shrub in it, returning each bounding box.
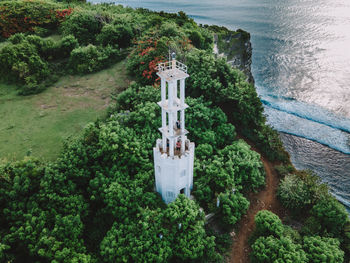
[187,28,213,50]
[278,174,312,211]
[301,216,323,236]
[247,123,290,163]
[159,21,181,38]
[298,170,329,202]
[195,143,213,160]
[8,33,26,44]
[0,33,79,94]
[32,26,52,37]
[217,191,249,227]
[68,44,120,74]
[59,34,79,57]
[163,195,219,261]
[0,40,50,94]
[25,35,58,60]
[311,197,349,236]
[114,83,160,111]
[126,36,168,85]
[275,164,295,177]
[186,97,236,149]
[303,236,344,263]
[61,11,103,45]
[283,225,302,243]
[218,140,265,190]
[254,210,284,237]
[100,209,172,263]
[278,170,330,214]
[0,0,62,38]
[97,23,134,48]
[251,236,307,263]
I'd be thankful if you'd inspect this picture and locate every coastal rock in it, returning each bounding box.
[212,28,254,84]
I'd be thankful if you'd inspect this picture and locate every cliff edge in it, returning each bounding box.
[210,26,254,84]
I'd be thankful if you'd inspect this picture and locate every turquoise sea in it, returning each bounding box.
[90,0,350,212]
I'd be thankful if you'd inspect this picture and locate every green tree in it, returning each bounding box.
[163,194,220,262]
[186,97,236,148]
[251,236,307,263]
[217,191,249,227]
[218,140,265,190]
[278,174,312,211]
[311,197,349,236]
[0,158,90,262]
[61,11,103,45]
[254,210,284,237]
[0,39,50,94]
[303,236,344,263]
[68,44,120,74]
[100,208,172,263]
[97,23,133,48]
[59,34,79,57]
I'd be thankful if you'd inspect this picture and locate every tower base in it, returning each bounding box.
[153,139,195,204]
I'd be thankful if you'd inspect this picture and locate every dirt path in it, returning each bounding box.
[229,154,286,263]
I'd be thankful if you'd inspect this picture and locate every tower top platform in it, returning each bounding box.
[156,60,189,82]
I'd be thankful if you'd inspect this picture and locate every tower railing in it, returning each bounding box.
[157,60,187,74]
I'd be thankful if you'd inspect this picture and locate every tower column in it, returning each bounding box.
[180,110,185,132]
[161,78,166,105]
[174,79,177,101]
[168,81,174,116]
[168,81,174,157]
[181,109,185,153]
[180,79,185,106]
[168,81,174,136]
[162,109,166,153]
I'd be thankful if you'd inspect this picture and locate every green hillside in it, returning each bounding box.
[0,1,348,263]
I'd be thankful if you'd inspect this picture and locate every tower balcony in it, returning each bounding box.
[156,60,189,81]
[155,138,193,158]
[157,98,188,112]
[158,126,189,139]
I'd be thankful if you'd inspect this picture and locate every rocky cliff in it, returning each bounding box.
[210,26,254,84]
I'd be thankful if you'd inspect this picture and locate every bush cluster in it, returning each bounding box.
[251,210,347,263]
[68,44,120,74]
[270,169,350,261]
[4,1,347,262]
[0,0,65,38]
[60,11,104,45]
[0,33,79,94]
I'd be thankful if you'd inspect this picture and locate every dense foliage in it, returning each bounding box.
[0,2,265,259]
[303,236,344,263]
[0,0,65,38]
[254,210,284,237]
[252,167,350,263]
[252,235,307,263]
[60,10,104,45]
[0,33,81,94]
[0,0,135,94]
[1,1,349,262]
[68,44,120,74]
[251,210,347,263]
[217,191,249,227]
[193,139,264,214]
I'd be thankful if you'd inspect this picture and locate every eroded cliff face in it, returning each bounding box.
[213,28,254,84]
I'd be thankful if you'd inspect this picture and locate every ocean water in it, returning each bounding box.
[90,0,350,212]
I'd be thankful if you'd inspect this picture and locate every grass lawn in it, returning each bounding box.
[0,60,132,161]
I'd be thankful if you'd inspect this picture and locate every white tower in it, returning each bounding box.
[153,54,195,204]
